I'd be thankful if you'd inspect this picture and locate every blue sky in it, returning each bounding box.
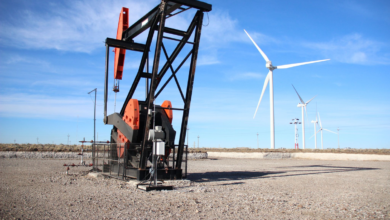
[0,0,389,149]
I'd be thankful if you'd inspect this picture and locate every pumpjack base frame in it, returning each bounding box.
[110,164,182,180]
[137,184,173,191]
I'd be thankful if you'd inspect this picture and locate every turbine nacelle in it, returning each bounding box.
[266,61,273,69]
[297,103,305,107]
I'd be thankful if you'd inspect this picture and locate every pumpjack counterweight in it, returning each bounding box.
[102,0,212,180]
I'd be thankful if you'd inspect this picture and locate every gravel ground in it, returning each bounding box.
[1,158,389,219]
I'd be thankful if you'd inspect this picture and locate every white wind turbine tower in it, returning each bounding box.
[291,85,316,149]
[311,114,319,149]
[317,112,337,149]
[244,29,330,149]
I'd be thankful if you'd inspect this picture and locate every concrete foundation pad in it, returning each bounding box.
[0,151,208,159]
[137,184,173,191]
[207,152,390,161]
[87,172,102,178]
[127,180,163,187]
[127,179,191,188]
[292,153,390,161]
[163,179,191,186]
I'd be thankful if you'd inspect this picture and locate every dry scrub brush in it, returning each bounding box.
[0,144,92,152]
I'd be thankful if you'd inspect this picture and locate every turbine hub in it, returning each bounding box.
[266,61,272,69]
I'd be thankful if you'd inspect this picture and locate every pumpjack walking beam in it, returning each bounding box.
[103,0,211,179]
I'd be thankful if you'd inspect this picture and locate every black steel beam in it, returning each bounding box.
[161,43,185,102]
[120,10,160,116]
[168,0,212,12]
[103,44,109,124]
[163,27,186,36]
[155,49,192,99]
[140,72,153,78]
[105,38,145,52]
[155,11,199,87]
[139,3,168,169]
[155,106,186,111]
[109,165,182,180]
[122,2,181,41]
[163,36,194,44]
[176,11,204,169]
[105,113,135,142]
[166,6,191,18]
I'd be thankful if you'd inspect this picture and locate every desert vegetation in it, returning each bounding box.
[0,144,91,152]
[0,144,389,155]
[197,147,390,155]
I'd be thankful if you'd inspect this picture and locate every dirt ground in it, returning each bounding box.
[1,158,389,219]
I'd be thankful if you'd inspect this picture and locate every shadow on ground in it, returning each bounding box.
[187,165,379,182]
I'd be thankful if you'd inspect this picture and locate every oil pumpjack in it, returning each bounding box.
[102,0,212,180]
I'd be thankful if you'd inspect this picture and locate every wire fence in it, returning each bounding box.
[91,142,188,180]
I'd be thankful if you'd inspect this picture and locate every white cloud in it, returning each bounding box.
[333,82,343,87]
[201,11,242,45]
[3,55,50,68]
[202,12,277,48]
[123,60,142,70]
[0,0,158,53]
[0,93,94,118]
[350,52,367,63]
[30,80,94,87]
[0,55,57,76]
[0,0,262,68]
[303,34,390,65]
[0,0,282,71]
[228,72,264,81]
[197,52,220,66]
[341,1,374,19]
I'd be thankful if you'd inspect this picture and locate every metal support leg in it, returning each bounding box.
[176,12,204,168]
[185,144,188,178]
[104,44,109,124]
[140,6,167,169]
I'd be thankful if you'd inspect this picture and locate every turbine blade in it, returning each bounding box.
[309,133,316,139]
[292,84,305,104]
[254,71,271,119]
[276,59,330,69]
[316,128,322,134]
[323,128,337,134]
[244,29,270,62]
[306,95,317,105]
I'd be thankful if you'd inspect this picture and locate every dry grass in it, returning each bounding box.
[191,147,390,155]
[0,144,388,155]
[0,144,92,152]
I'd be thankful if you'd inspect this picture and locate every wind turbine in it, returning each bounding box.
[317,112,337,149]
[292,85,316,149]
[311,114,319,149]
[337,127,341,149]
[244,29,330,149]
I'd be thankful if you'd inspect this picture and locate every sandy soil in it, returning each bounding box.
[1,158,389,219]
